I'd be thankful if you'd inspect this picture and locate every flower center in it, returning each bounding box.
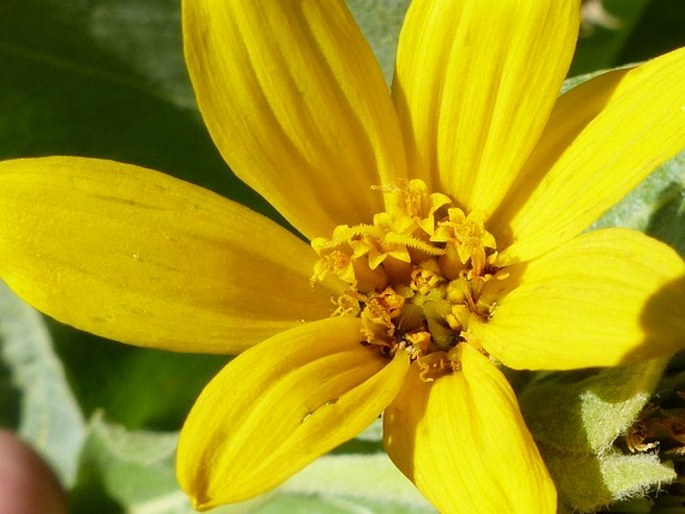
[311,180,507,381]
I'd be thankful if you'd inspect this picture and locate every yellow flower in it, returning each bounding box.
[1,0,685,512]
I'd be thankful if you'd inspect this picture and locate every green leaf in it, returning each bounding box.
[520,359,667,454]
[0,0,274,212]
[519,359,675,512]
[617,0,685,65]
[0,282,85,486]
[71,416,433,514]
[546,448,675,514]
[571,0,651,76]
[49,321,226,432]
[258,453,435,514]
[70,414,186,513]
[346,0,410,84]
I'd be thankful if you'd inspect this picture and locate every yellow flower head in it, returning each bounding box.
[1,0,685,512]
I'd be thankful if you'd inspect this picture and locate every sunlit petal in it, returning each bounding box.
[183,0,406,239]
[473,229,685,370]
[0,157,334,354]
[177,316,409,509]
[497,48,685,264]
[384,344,555,513]
[393,0,579,213]
[489,67,630,243]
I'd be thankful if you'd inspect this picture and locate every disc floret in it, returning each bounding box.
[312,180,506,380]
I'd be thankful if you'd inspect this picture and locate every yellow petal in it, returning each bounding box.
[0,157,334,354]
[384,344,555,514]
[490,67,630,245]
[473,229,685,370]
[177,316,409,509]
[498,48,685,264]
[183,0,406,239]
[392,0,580,214]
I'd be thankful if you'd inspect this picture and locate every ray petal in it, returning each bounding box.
[497,48,685,264]
[393,0,579,213]
[474,229,685,370]
[0,157,334,354]
[384,344,555,513]
[183,0,407,239]
[177,317,409,509]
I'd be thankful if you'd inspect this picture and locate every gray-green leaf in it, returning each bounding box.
[0,281,86,485]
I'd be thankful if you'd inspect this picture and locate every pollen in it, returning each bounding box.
[312,179,506,380]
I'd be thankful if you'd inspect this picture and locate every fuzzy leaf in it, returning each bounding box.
[347,0,410,84]
[546,447,675,514]
[0,282,86,485]
[520,359,667,454]
[519,358,680,512]
[70,414,190,514]
[71,416,433,514]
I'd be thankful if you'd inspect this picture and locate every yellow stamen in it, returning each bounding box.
[312,180,501,380]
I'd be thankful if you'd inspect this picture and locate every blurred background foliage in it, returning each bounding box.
[0,0,683,512]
